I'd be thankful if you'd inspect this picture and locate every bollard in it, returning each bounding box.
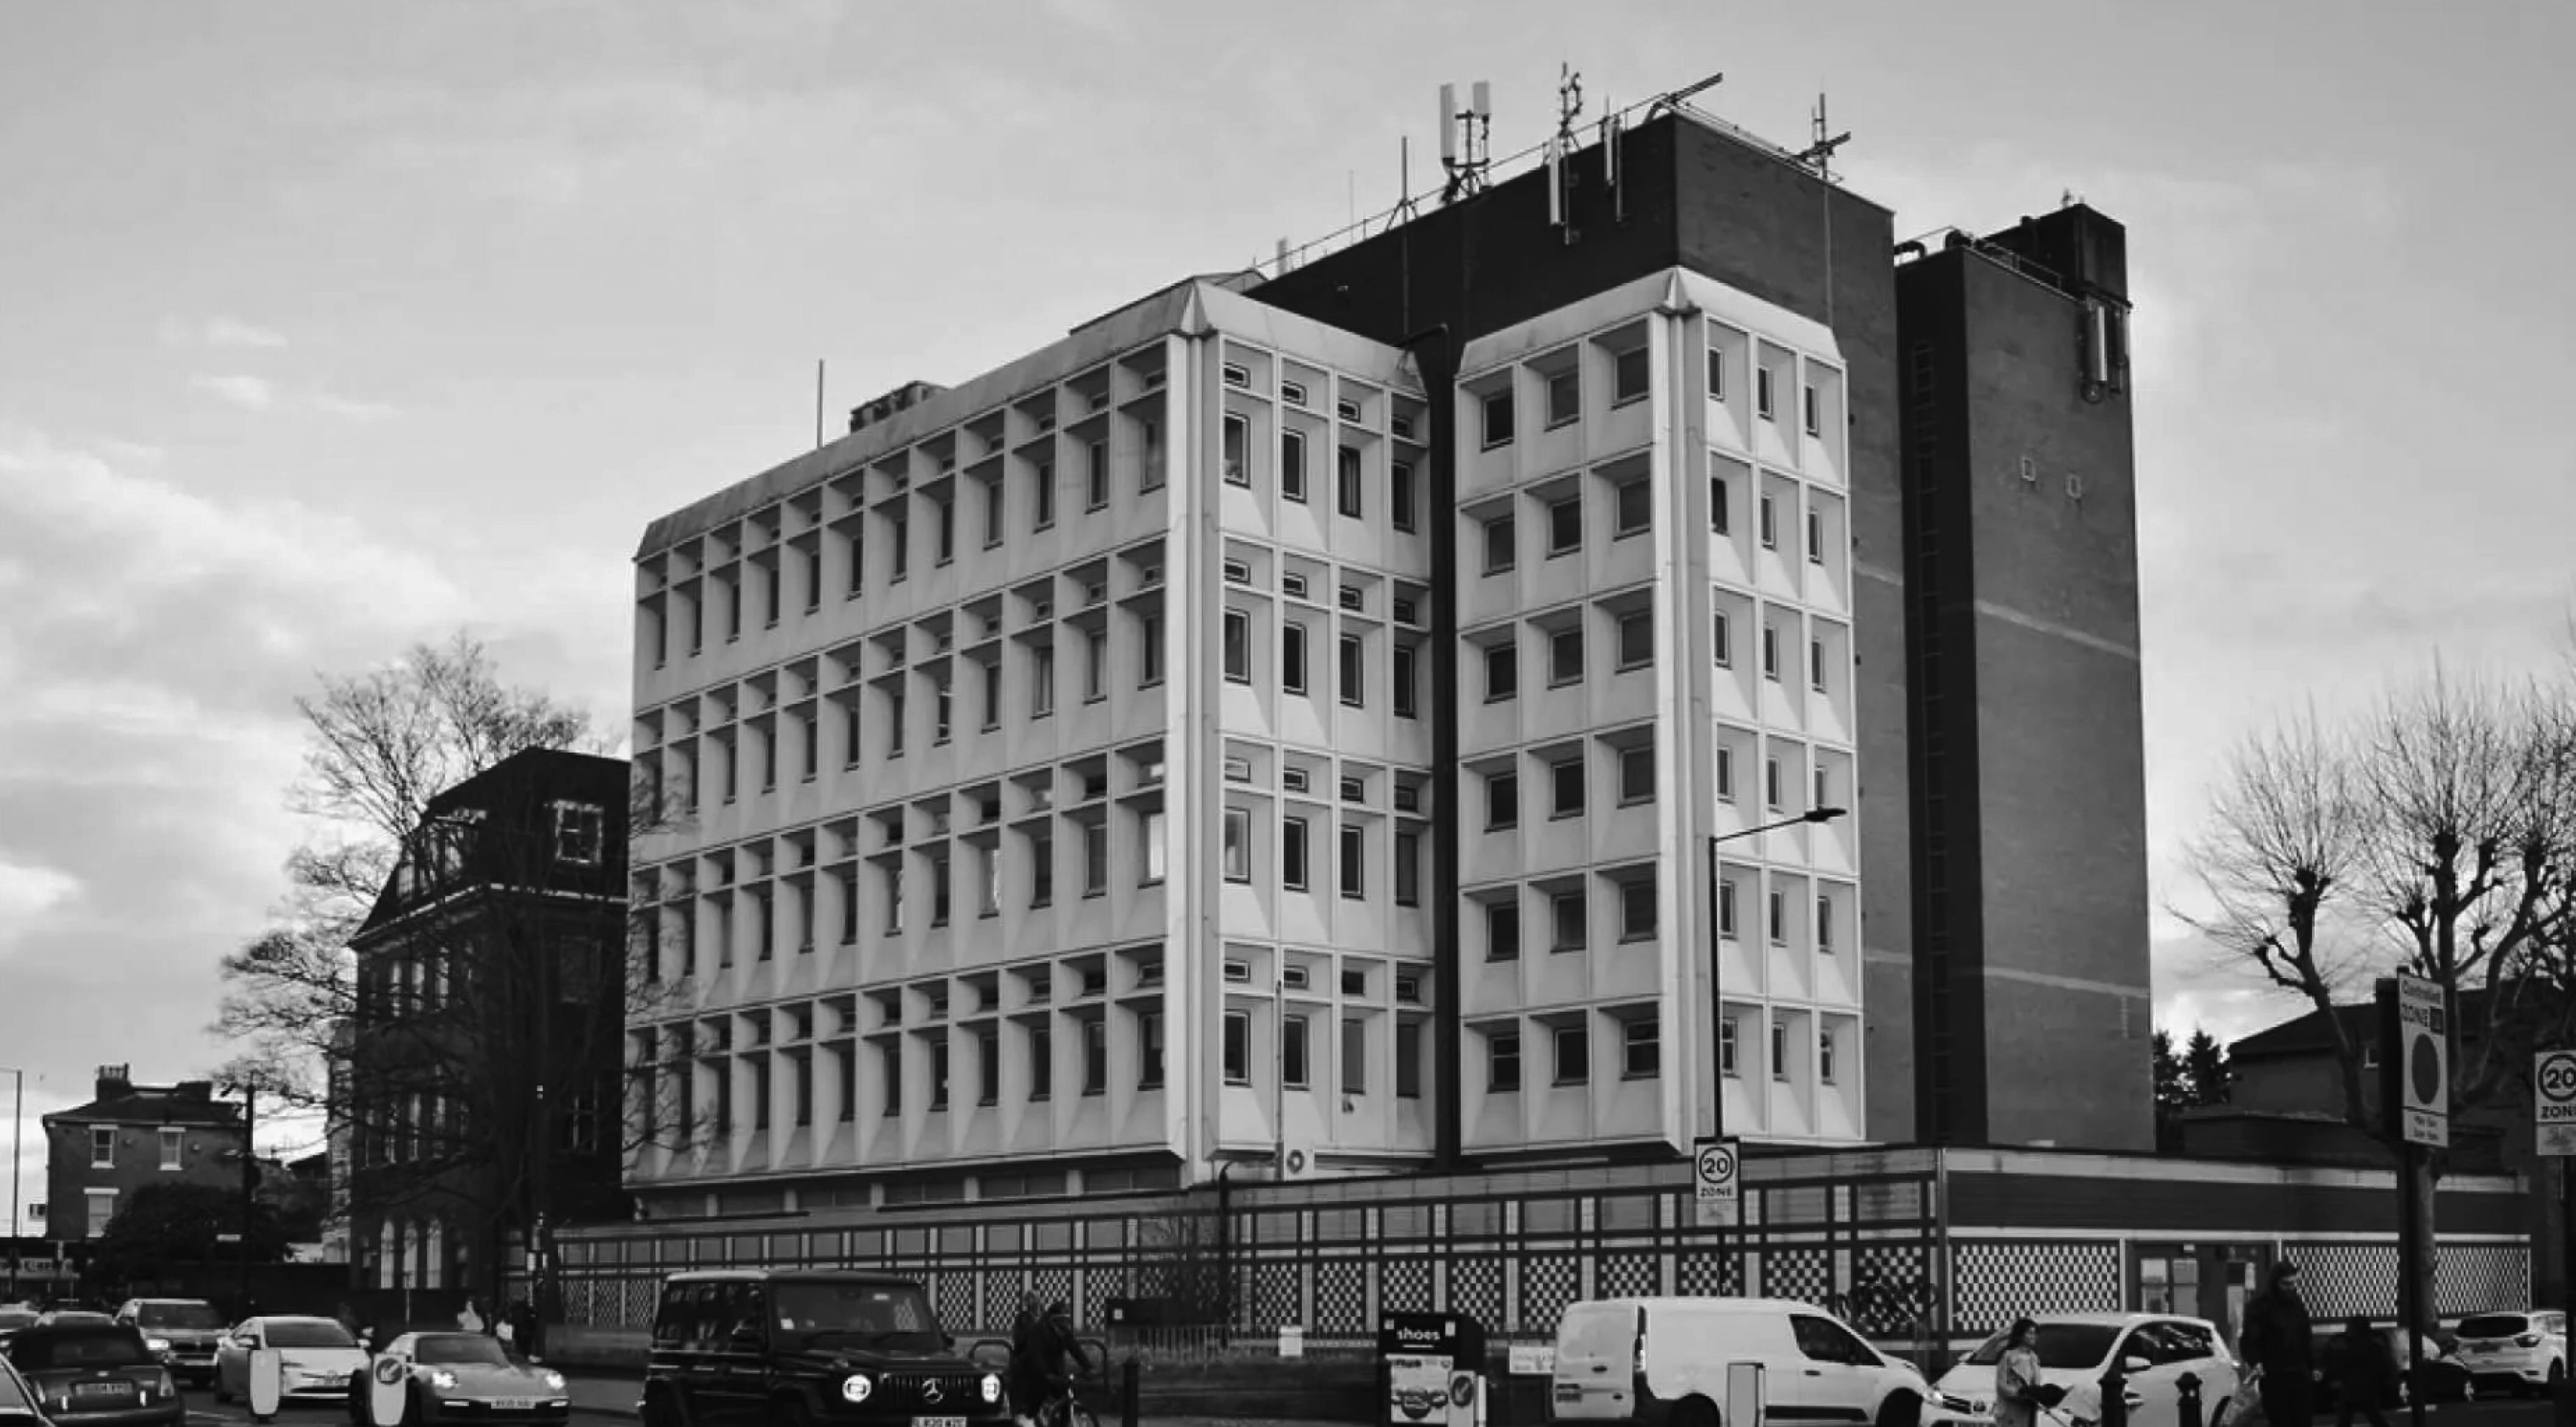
[2098,1357,2128,1427]
[1121,1356,1140,1427]
[2175,1372,2202,1427]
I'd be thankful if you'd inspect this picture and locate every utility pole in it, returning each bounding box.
[238,1085,256,1314]
[5,1066,23,1301]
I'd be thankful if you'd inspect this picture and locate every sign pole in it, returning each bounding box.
[2397,1137,2425,1427]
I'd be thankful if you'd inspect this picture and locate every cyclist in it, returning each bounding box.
[1010,1300,1093,1427]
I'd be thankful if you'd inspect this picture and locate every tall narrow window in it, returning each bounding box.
[1487,770,1519,831]
[1808,509,1826,564]
[1086,440,1109,509]
[1223,609,1251,683]
[1811,638,1828,693]
[935,493,956,563]
[1337,446,1363,518]
[1759,495,1778,549]
[1767,757,1784,812]
[1282,1015,1311,1089]
[1817,894,1836,951]
[1282,816,1311,891]
[1223,1011,1251,1085]
[1341,1017,1368,1095]
[1392,645,1418,719]
[929,851,951,927]
[1081,822,1107,896]
[1488,1029,1521,1091]
[1711,473,1731,535]
[1394,827,1422,906]
[1223,807,1251,882]
[985,479,1006,547]
[1083,629,1105,702]
[1283,623,1309,695]
[1719,1017,1739,1076]
[1397,1020,1423,1098]
[1281,429,1308,502]
[978,1029,1000,1106]
[1707,349,1727,401]
[1029,1022,1052,1101]
[1138,1011,1164,1089]
[1391,462,1418,533]
[1486,643,1519,701]
[1719,878,1739,939]
[1083,1018,1107,1096]
[1338,635,1364,708]
[1803,384,1822,437]
[1483,513,1516,574]
[1339,823,1365,900]
[1034,459,1056,529]
[1029,829,1054,907]
[1140,809,1167,885]
[982,660,1003,729]
[1481,388,1515,449]
[1763,625,1781,681]
[805,544,822,612]
[1140,611,1164,685]
[1756,366,1776,422]
[976,845,1000,918]
[1032,645,1056,717]
[1223,414,1250,487]
[890,513,911,579]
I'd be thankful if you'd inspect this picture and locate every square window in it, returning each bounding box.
[1719,878,1739,939]
[1619,745,1655,804]
[1554,1024,1590,1085]
[1487,900,1520,962]
[1488,1029,1522,1092]
[1392,461,1418,533]
[1339,823,1365,900]
[1282,816,1311,891]
[1613,346,1650,404]
[1223,1011,1251,1084]
[1222,609,1251,683]
[1481,388,1514,449]
[1623,1017,1659,1079]
[1281,429,1308,502]
[1550,887,1586,950]
[1545,368,1580,428]
[1223,413,1250,487]
[1756,366,1776,422]
[1338,635,1364,708]
[1759,494,1778,549]
[1487,771,1519,831]
[1547,495,1582,556]
[1713,609,1733,668]
[1620,876,1656,940]
[1550,756,1585,818]
[1283,623,1309,694]
[1337,446,1363,518]
[1616,610,1653,670]
[1549,626,1583,686]
[1719,1017,1740,1076]
[1614,479,1651,537]
[1483,514,1517,574]
[1485,642,1519,701]
[1223,807,1251,882]
[1707,349,1726,401]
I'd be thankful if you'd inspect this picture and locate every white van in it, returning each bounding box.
[1552,1297,1938,1427]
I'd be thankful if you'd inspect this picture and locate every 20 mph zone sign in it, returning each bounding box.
[2536,1050,2576,1157]
[2394,973,2449,1148]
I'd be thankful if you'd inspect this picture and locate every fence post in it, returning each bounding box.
[2175,1372,2202,1427]
[2099,1356,2128,1427]
[1120,1357,1139,1427]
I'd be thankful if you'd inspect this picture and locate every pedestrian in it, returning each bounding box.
[2326,1317,2397,1427]
[2241,1261,2315,1427]
[1994,1318,2046,1427]
[1008,1294,1048,1427]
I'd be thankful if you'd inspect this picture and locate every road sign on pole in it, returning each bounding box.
[2538,1051,2576,1157]
[1694,1137,1739,1203]
[2390,972,2449,1148]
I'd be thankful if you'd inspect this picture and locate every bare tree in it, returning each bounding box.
[2178,669,2576,1326]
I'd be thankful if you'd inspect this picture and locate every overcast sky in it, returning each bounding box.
[3,0,2571,1209]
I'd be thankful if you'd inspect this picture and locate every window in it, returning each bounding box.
[1139,610,1164,685]
[1338,635,1364,707]
[1549,626,1583,687]
[932,674,954,744]
[1619,745,1655,804]
[1138,1012,1164,1090]
[976,1030,1000,1106]
[1815,764,1831,809]
[1223,1011,1251,1085]
[1034,459,1056,529]
[1759,494,1778,549]
[1223,362,1250,388]
[976,662,1001,732]
[1763,624,1781,681]
[1223,808,1251,882]
[1395,827,1422,906]
[1713,609,1733,668]
[91,1126,115,1169]
[1614,478,1651,537]
[1756,365,1776,421]
[158,1128,182,1171]
[1081,822,1107,896]
[976,845,1000,918]
[1341,1017,1367,1095]
[890,513,911,579]
[1083,1018,1108,1096]
[1616,610,1653,670]
[1547,495,1583,556]
[1339,823,1365,899]
[1599,337,1654,401]
[1707,348,1727,400]
[1283,816,1311,891]
[1545,368,1580,427]
[1281,379,1308,407]
[1029,829,1054,907]
[1086,440,1109,509]
[1080,629,1103,703]
[1028,1022,1051,1101]
[1719,878,1739,938]
[1281,429,1308,502]
[1719,1016,1740,1076]
[1807,509,1825,564]
[984,479,1006,547]
[1711,473,1731,535]
[1551,886,1587,951]
[1624,1017,1659,1078]
[1555,1024,1590,1085]
[1717,746,1737,803]
[1485,643,1519,701]
[1392,645,1417,718]
[1803,384,1822,437]
[1283,1015,1311,1089]
[1483,513,1517,574]
[935,493,956,563]
[84,1187,115,1236]
[1397,1020,1423,1098]
[929,1034,951,1110]
[1284,767,1311,793]
[1223,609,1251,682]
[1221,413,1250,486]
[1488,1028,1522,1091]
[1487,770,1519,830]
[882,1042,904,1115]
[1767,757,1784,812]
[1621,876,1657,939]
[1023,645,1053,719]
[553,803,603,865]
[1392,462,1417,532]
[929,852,953,926]
[1487,900,1521,962]
[1283,623,1309,694]
[1481,388,1514,448]
[1550,754,1585,818]
[1768,887,1787,945]
[1337,446,1363,518]
[1772,1019,1791,1081]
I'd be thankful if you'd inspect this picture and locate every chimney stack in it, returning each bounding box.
[95,1064,132,1100]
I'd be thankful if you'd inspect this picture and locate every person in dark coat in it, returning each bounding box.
[1008,1301,1093,1427]
[2326,1317,2399,1427]
[2241,1261,2315,1427]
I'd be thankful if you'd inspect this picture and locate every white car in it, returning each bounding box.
[1933,1314,2241,1427]
[2449,1311,2567,1398]
[211,1315,370,1407]
[1553,1296,1950,1427]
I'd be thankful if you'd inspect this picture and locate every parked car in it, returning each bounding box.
[0,1349,51,1425]
[1,1321,183,1426]
[1934,1314,2240,1427]
[1551,1296,1943,1427]
[112,1301,227,1389]
[212,1316,368,1409]
[0,1309,36,1352]
[2310,1325,2475,1407]
[2449,1311,2568,1398]
[30,1317,109,1331]
[348,1331,570,1426]
[641,1268,1010,1427]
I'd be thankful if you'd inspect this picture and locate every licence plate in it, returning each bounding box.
[76,1381,135,1397]
[493,1399,538,1411]
[918,1417,968,1427]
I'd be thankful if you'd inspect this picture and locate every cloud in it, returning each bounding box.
[0,857,80,948]
[191,374,396,421]
[161,316,290,351]
[306,392,398,421]
[191,373,276,410]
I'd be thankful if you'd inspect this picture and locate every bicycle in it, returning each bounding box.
[1035,1373,1103,1427]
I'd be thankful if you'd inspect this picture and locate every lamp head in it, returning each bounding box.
[1802,806,1849,824]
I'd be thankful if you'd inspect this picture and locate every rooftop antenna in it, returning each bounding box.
[1647,70,1723,123]
[1598,88,1626,224]
[1439,80,1492,205]
[1392,135,1420,226]
[1795,91,1852,181]
[1547,65,1584,239]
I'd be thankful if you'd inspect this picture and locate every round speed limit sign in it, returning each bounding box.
[1694,1139,1739,1201]
[2538,1051,2576,1117]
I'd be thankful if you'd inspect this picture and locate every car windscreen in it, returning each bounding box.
[0,1362,28,1409]
[265,1321,357,1350]
[414,1336,512,1367]
[772,1284,942,1349]
[1963,1324,2119,1370]
[10,1329,152,1370]
[2456,1315,2531,1340]
[138,1304,225,1329]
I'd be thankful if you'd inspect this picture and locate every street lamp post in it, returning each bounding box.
[1707,807,1847,1142]
[3,1066,23,1301]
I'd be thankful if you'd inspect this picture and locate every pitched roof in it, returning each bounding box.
[2228,987,2497,1060]
[44,1085,245,1130]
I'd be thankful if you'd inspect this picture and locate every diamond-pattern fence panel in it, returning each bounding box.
[1520,1253,1581,1336]
[1316,1259,1368,1334]
[1952,1240,2123,1333]
[1840,1243,1940,1338]
[1450,1257,1504,1332]
[1766,1246,1834,1307]
[1383,1257,1434,1315]
[1600,1251,1659,1300]
[937,1270,973,1329]
[2286,1243,2398,1322]
[1678,1243,1746,1296]
[1032,1267,1072,1318]
[2438,1243,2531,1317]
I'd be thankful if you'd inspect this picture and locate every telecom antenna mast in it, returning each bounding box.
[1797,91,1852,181]
[1439,80,1492,204]
[1546,64,1584,240]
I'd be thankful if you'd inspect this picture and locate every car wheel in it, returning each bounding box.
[1877,1391,1923,1427]
[1673,1397,1720,1427]
[2550,1360,2567,1396]
[640,1391,687,1427]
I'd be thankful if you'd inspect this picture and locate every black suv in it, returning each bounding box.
[641,1270,1011,1427]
